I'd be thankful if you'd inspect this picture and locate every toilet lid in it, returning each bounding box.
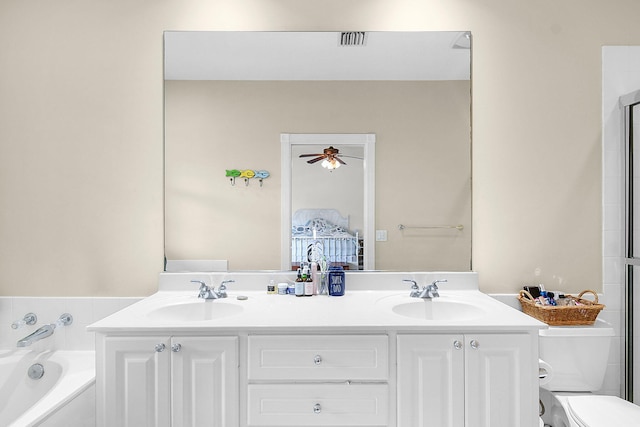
[568,395,640,427]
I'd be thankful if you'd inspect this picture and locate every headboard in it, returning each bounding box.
[292,208,349,232]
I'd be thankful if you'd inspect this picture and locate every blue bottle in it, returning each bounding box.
[328,266,345,296]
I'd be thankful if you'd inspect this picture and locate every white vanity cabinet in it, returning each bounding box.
[246,335,390,426]
[397,333,537,427]
[96,335,238,427]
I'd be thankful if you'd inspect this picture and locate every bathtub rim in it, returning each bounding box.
[0,350,95,427]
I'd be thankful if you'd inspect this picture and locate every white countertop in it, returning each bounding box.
[88,272,544,333]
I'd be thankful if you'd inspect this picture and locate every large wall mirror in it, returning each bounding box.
[164,31,472,272]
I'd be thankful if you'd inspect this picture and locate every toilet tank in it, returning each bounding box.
[539,319,614,392]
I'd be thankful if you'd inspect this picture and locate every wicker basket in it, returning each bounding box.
[517,289,605,326]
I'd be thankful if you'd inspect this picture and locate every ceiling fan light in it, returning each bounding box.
[322,158,340,170]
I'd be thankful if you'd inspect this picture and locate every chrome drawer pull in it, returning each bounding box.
[171,343,182,352]
[155,343,166,353]
[314,355,322,365]
[470,339,479,349]
[313,403,321,414]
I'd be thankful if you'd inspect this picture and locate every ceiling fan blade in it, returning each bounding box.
[337,154,363,160]
[299,153,325,158]
[307,156,326,164]
[335,157,347,165]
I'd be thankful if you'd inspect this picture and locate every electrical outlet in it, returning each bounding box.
[376,230,388,241]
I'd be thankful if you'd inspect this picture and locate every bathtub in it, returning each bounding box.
[0,350,95,427]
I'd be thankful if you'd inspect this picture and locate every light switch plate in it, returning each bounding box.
[376,230,388,241]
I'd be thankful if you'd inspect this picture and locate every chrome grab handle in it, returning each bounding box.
[155,343,166,352]
[314,355,322,365]
[313,403,321,414]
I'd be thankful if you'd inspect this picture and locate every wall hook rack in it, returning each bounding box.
[225,169,270,187]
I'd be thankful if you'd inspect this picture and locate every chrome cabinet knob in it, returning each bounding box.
[453,340,463,350]
[470,339,479,349]
[155,343,166,352]
[314,355,322,365]
[313,403,321,414]
[171,343,182,352]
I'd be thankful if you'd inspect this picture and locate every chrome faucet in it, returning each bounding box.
[192,279,234,300]
[16,313,73,347]
[404,279,447,299]
[17,324,55,347]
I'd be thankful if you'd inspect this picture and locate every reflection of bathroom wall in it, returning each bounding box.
[165,80,471,270]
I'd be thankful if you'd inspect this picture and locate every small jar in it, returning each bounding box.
[267,279,276,294]
[277,283,288,295]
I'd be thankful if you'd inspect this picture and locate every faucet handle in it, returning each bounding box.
[403,279,419,290]
[11,312,37,330]
[431,279,448,289]
[191,280,207,288]
[218,280,235,298]
[55,313,73,328]
[192,280,212,299]
[404,279,421,297]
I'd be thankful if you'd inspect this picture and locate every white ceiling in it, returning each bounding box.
[164,31,471,81]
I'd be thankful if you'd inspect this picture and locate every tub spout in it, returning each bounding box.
[16,324,55,347]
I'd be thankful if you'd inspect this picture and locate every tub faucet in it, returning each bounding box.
[404,279,447,299]
[15,313,73,347]
[16,324,55,347]
[192,279,235,300]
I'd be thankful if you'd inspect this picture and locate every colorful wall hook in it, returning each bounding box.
[225,169,270,187]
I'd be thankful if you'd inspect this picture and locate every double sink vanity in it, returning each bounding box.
[89,271,544,427]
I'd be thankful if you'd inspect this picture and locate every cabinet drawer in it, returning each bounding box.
[247,335,389,380]
[247,383,389,426]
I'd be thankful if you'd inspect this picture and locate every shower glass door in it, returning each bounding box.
[623,92,640,403]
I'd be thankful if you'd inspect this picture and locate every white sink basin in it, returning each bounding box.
[145,300,244,322]
[375,294,486,321]
[391,299,485,321]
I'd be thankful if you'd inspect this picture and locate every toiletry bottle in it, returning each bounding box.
[304,265,314,296]
[295,268,304,297]
[311,261,319,295]
[277,282,288,295]
[267,279,276,294]
[328,265,345,296]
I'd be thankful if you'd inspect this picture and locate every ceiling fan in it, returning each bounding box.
[299,146,360,170]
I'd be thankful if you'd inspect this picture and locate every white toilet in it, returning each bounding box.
[538,319,640,427]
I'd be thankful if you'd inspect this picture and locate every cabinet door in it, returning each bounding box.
[99,336,171,427]
[464,334,536,427]
[171,336,239,427]
[397,334,465,427]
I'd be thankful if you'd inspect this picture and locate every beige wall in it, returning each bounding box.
[165,80,471,271]
[0,0,624,296]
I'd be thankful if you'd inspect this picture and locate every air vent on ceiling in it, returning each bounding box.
[340,32,366,47]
